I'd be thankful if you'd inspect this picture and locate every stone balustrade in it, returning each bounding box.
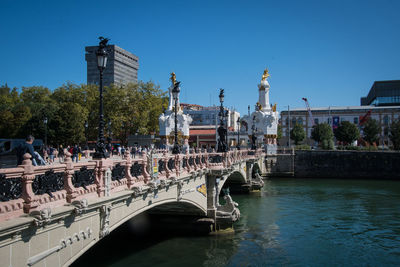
[0,148,256,222]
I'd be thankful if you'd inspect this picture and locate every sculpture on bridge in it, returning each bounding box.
[261,68,270,81]
[159,73,192,152]
[216,195,240,222]
[217,124,227,153]
[242,67,278,154]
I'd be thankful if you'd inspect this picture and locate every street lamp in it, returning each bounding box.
[172,81,181,154]
[84,120,88,150]
[288,105,291,148]
[93,36,110,159]
[251,116,256,150]
[44,117,48,148]
[217,89,227,152]
[236,117,241,150]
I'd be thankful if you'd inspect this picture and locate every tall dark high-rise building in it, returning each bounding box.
[85,44,139,87]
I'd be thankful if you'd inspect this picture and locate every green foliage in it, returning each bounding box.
[336,145,361,151]
[295,144,311,150]
[311,123,334,149]
[277,124,283,140]
[362,119,380,145]
[389,119,400,150]
[0,81,167,146]
[334,121,360,145]
[290,123,305,145]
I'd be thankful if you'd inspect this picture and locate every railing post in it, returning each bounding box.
[141,151,150,183]
[192,151,198,171]
[64,152,77,203]
[163,151,170,178]
[185,152,191,173]
[21,154,39,213]
[175,154,181,177]
[124,151,134,188]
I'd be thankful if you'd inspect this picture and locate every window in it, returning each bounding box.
[314,118,319,124]
[297,118,303,125]
[354,117,358,124]
[383,115,390,126]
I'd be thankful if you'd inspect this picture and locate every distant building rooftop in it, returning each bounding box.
[281,105,400,114]
[360,80,400,106]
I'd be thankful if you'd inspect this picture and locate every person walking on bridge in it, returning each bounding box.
[16,135,39,165]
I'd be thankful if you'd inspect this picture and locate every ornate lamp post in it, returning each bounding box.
[44,117,48,148]
[236,117,241,150]
[217,89,227,152]
[251,116,256,150]
[93,37,110,159]
[84,120,88,150]
[172,81,181,154]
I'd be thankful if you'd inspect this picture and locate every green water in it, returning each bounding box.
[73,178,400,266]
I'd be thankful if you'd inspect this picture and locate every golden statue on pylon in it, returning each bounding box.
[170,72,176,85]
[261,68,270,81]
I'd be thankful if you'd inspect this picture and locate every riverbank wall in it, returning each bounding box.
[268,150,400,179]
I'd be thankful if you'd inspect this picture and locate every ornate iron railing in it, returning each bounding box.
[0,174,22,201]
[33,169,64,197]
[111,163,126,181]
[168,158,175,170]
[72,166,95,190]
[130,162,143,178]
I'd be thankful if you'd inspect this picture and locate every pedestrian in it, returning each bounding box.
[78,146,82,161]
[49,146,55,163]
[72,145,79,163]
[43,146,49,164]
[16,135,39,166]
[132,146,137,158]
[121,146,126,157]
[58,145,64,163]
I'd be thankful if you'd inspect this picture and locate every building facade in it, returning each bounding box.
[361,80,400,106]
[85,45,139,87]
[180,103,240,149]
[280,106,400,147]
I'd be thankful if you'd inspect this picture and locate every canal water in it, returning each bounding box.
[72,178,400,266]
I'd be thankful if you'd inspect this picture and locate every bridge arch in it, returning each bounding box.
[252,162,261,178]
[69,198,207,265]
[219,170,248,195]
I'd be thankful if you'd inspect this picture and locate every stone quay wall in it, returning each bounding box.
[294,150,400,179]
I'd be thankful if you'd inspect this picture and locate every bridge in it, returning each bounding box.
[0,149,266,267]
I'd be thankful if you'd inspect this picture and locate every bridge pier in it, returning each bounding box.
[206,172,241,232]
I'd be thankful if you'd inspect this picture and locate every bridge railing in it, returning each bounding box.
[0,148,260,222]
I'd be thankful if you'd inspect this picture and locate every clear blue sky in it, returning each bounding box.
[1,0,399,116]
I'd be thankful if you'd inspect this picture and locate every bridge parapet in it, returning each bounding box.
[0,148,261,223]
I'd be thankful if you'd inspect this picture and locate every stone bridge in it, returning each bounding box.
[0,149,266,267]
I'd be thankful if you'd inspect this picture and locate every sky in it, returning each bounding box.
[1,0,399,116]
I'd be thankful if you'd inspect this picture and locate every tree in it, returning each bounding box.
[311,123,334,149]
[0,81,168,146]
[362,119,380,145]
[0,84,31,138]
[277,124,283,140]
[389,119,400,150]
[290,123,305,145]
[334,121,360,145]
